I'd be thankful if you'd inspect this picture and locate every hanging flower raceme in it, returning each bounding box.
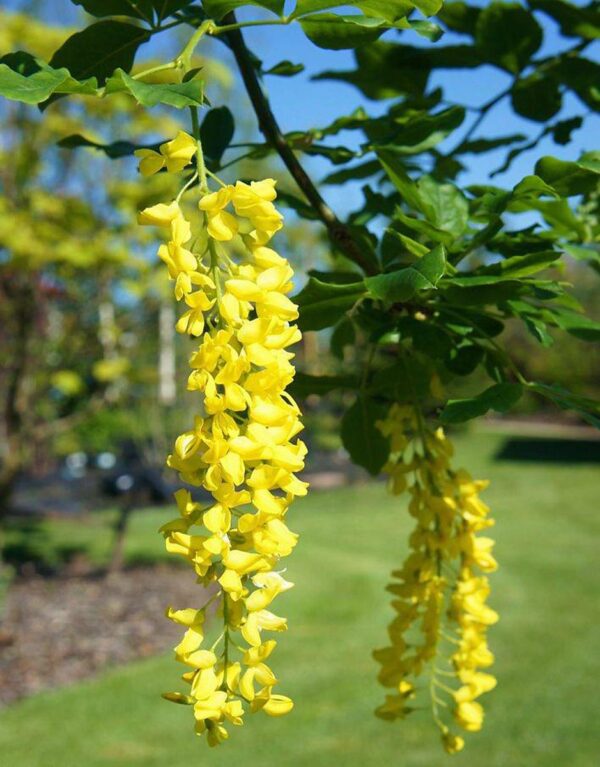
[137,130,307,746]
[374,403,498,755]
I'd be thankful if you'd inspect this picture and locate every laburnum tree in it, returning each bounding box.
[0,0,599,755]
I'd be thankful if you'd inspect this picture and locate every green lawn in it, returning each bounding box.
[0,432,598,766]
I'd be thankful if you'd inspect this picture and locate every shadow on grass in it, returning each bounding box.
[2,519,89,576]
[495,437,600,463]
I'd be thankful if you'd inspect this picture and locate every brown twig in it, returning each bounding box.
[222,12,377,276]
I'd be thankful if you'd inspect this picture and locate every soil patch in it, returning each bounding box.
[0,566,202,706]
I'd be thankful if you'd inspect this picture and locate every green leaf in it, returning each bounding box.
[528,382,600,429]
[382,229,428,267]
[330,317,356,359]
[341,395,389,475]
[523,315,554,347]
[401,19,445,41]
[511,73,562,121]
[439,307,505,338]
[50,20,150,85]
[445,344,484,376]
[293,141,356,164]
[308,270,363,284]
[374,105,465,155]
[71,1,154,20]
[105,68,204,107]
[552,310,600,342]
[563,243,600,268]
[457,133,527,154]
[289,371,358,397]
[0,52,96,104]
[264,60,305,76]
[529,0,600,40]
[299,14,387,50]
[377,152,469,237]
[553,58,600,112]
[152,1,196,19]
[416,175,469,237]
[475,2,543,73]
[361,1,418,23]
[312,107,370,137]
[294,277,366,331]
[478,250,562,279]
[200,106,235,165]
[202,0,285,20]
[440,383,523,423]
[528,199,587,239]
[369,358,433,401]
[323,159,381,185]
[71,1,194,21]
[376,151,424,210]
[316,41,482,99]
[366,245,446,302]
[394,210,455,247]
[292,1,442,22]
[57,134,144,157]
[438,1,481,35]
[535,153,600,196]
[405,0,443,14]
[397,316,452,358]
[441,279,527,305]
[511,174,560,200]
[314,43,427,99]
[552,116,583,146]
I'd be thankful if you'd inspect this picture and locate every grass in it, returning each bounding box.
[0,432,598,766]
[2,503,176,572]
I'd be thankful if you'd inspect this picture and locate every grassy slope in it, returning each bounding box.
[0,433,598,767]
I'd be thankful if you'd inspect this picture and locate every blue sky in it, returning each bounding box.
[4,0,600,217]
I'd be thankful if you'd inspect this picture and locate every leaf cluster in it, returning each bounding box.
[0,0,598,477]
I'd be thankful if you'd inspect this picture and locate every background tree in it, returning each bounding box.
[0,0,598,753]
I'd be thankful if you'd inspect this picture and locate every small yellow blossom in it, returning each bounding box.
[140,146,304,746]
[373,402,497,753]
[135,131,197,176]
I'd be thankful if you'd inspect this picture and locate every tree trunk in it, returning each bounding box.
[158,300,176,405]
[0,278,34,520]
[107,498,134,575]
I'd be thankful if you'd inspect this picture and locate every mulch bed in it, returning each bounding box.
[0,566,203,706]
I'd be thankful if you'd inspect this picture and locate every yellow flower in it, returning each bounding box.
[160,131,197,172]
[135,131,197,176]
[140,153,304,745]
[198,187,239,241]
[441,729,465,754]
[373,401,497,752]
[135,148,166,177]
[454,700,484,732]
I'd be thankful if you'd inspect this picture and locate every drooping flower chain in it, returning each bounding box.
[136,132,308,746]
[374,403,498,755]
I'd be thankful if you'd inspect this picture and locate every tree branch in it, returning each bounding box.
[222,12,377,276]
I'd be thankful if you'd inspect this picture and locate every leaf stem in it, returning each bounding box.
[132,60,177,80]
[221,11,378,276]
[216,17,291,33]
[176,20,216,70]
[190,106,208,192]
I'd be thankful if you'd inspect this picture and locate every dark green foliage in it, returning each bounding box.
[1,0,598,435]
[440,383,524,423]
[50,21,150,84]
[340,394,389,475]
[365,246,446,302]
[200,106,235,165]
[295,278,366,331]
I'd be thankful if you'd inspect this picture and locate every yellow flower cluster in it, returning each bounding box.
[374,403,497,754]
[137,131,307,746]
